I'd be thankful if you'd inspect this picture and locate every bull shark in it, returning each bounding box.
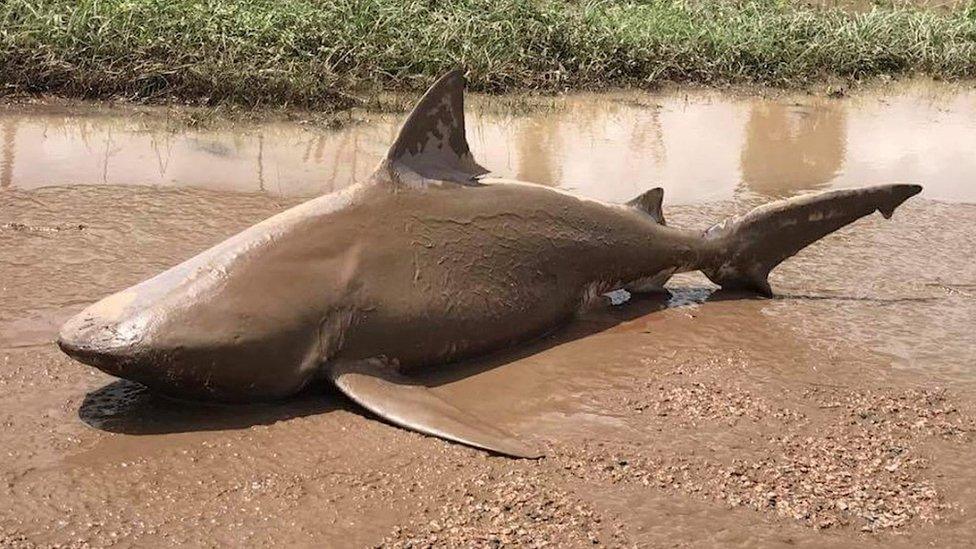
[58,71,922,458]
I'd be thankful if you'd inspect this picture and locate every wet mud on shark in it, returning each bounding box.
[2,79,976,546]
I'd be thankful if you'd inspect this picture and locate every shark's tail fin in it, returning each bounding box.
[700,184,922,296]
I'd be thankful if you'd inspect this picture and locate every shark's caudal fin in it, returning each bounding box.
[373,70,488,187]
[701,184,922,296]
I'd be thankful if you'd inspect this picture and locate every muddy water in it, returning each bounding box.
[3,81,974,204]
[1,81,975,547]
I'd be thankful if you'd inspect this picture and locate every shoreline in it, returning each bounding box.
[3,0,975,109]
[2,75,974,131]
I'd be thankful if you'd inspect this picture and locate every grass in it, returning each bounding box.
[1,0,975,108]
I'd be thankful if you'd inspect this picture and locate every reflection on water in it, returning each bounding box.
[740,102,846,197]
[0,80,974,203]
[0,113,397,197]
[514,117,563,186]
[1,118,14,188]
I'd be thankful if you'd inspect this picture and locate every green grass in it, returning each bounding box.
[2,0,975,108]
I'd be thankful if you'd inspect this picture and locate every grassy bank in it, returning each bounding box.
[2,0,975,108]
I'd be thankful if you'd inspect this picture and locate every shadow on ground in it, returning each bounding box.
[79,378,348,435]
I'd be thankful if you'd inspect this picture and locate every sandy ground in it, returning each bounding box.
[2,180,974,547]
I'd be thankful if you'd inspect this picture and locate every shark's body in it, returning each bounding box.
[59,72,921,457]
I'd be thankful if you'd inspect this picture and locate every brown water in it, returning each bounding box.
[1,82,975,547]
[3,81,974,204]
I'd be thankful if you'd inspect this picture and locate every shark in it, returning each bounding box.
[58,71,922,458]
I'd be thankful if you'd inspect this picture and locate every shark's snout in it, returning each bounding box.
[57,289,315,403]
[57,307,147,377]
[57,283,156,380]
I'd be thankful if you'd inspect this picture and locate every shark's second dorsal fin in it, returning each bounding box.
[374,70,488,187]
[627,187,666,225]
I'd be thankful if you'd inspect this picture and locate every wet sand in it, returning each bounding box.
[2,81,975,547]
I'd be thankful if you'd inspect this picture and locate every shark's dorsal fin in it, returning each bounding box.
[627,187,666,225]
[374,70,488,187]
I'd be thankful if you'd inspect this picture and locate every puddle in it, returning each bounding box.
[2,80,976,546]
[1,80,974,203]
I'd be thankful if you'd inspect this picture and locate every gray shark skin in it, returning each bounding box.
[58,71,922,458]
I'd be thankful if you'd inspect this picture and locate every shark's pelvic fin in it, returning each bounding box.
[374,70,488,187]
[329,359,543,459]
[701,184,923,296]
[627,187,666,225]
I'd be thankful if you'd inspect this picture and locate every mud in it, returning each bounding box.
[2,81,976,547]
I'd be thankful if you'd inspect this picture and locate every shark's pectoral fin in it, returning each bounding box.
[328,359,543,459]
